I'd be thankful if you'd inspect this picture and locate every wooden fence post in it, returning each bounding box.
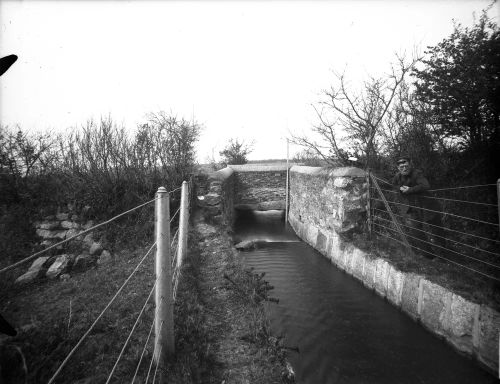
[155,186,174,377]
[178,181,189,267]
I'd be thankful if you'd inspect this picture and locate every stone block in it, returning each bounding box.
[306,225,318,246]
[419,279,452,336]
[66,228,83,240]
[351,249,366,281]
[316,231,327,255]
[46,255,70,279]
[476,306,500,372]
[203,193,221,206]
[98,250,113,265]
[209,183,222,194]
[36,229,52,238]
[235,240,258,250]
[82,220,95,230]
[298,220,307,241]
[333,177,352,189]
[288,212,300,233]
[83,233,94,247]
[53,230,68,240]
[89,242,103,256]
[36,229,67,240]
[257,201,285,210]
[327,232,341,265]
[335,247,347,270]
[386,266,405,306]
[401,273,421,320]
[330,167,366,178]
[362,257,376,289]
[38,221,59,230]
[373,259,390,297]
[16,256,50,284]
[30,256,50,271]
[15,269,40,284]
[204,205,222,216]
[440,294,478,354]
[56,213,69,221]
[344,245,356,274]
[41,239,55,248]
[61,220,79,229]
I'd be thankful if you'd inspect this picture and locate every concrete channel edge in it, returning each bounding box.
[288,210,499,376]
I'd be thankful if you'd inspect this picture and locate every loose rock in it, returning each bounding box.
[38,221,59,230]
[61,221,79,230]
[89,242,103,256]
[83,233,94,248]
[46,255,70,279]
[15,256,50,284]
[235,240,258,251]
[97,250,112,265]
[56,213,69,221]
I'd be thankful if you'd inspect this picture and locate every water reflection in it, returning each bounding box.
[235,210,496,384]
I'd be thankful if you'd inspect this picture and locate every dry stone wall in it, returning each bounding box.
[16,211,113,284]
[288,165,499,375]
[197,167,235,226]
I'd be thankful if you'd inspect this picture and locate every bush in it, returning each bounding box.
[0,112,201,265]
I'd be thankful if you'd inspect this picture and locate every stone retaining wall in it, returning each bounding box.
[198,167,235,226]
[288,165,499,375]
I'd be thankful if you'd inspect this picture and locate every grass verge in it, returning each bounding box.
[1,212,292,383]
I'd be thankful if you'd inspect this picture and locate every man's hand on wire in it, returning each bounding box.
[400,186,410,194]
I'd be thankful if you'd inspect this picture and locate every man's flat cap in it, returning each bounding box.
[396,155,411,164]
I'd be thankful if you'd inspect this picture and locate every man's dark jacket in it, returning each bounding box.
[391,169,440,221]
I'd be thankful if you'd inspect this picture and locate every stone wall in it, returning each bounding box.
[289,166,366,233]
[229,165,288,211]
[197,164,291,224]
[16,211,113,284]
[288,165,499,375]
[197,167,235,226]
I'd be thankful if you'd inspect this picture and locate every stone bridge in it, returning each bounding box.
[196,164,289,225]
[229,164,288,211]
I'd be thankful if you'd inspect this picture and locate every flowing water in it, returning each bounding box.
[234,210,496,384]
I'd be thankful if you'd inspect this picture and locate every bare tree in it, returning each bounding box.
[292,55,419,168]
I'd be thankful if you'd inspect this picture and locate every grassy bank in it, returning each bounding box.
[190,213,292,383]
[0,212,291,383]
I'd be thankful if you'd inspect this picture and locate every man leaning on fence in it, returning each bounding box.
[392,155,447,260]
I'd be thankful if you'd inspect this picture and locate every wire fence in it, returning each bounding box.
[368,173,500,282]
[4,181,192,384]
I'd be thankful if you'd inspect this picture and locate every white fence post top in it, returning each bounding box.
[157,186,167,194]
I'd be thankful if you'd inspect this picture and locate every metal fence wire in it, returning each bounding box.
[368,173,500,282]
[41,181,191,384]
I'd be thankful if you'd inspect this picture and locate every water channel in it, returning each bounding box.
[234,210,497,384]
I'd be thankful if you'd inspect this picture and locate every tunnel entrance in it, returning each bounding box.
[233,211,496,384]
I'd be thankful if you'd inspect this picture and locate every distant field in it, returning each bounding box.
[247,159,287,164]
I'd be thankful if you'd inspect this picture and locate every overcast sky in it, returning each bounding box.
[0,0,497,161]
